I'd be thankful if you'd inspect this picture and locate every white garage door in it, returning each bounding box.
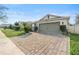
[39,22,60,35]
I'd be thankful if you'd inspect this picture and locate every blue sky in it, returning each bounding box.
[2,4,79,24]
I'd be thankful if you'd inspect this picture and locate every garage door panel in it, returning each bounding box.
[39,22,60,35]
[39,24,48,34]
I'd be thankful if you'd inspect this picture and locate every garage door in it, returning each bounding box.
[39,22,60,35]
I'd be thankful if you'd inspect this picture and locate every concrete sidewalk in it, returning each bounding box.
[0,30,24,55]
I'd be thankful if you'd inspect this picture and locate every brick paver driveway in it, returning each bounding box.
[11,32,70,55]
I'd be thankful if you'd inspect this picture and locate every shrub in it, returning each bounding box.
[3,26,7,30]
[14,26,20,31]
[24,26,28,33]
[60,25,66,32]
[60,25,68,35]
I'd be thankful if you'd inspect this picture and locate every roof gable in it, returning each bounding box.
[36,14,70,23]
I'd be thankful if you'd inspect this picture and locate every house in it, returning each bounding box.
[0,24,10,28]
[32,14,70,35]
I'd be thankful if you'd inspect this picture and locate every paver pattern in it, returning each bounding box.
[11,32,70,55]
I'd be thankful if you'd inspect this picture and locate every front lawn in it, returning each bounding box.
[1,29,25,37]
[70,33,79,55]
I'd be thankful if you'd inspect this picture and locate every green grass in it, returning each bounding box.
[70,33,79,55]
[1,28,79,55]
[1,29,25,37]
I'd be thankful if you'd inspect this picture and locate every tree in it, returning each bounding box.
[22,22,28,33]
[14,22,20,31]
[9,24,13,29]
[22,22,31,33]
[76,14,79,24]
[0,5,8,22]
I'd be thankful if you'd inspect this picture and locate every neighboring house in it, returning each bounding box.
[32,14,70,35]
[0,24,10,28]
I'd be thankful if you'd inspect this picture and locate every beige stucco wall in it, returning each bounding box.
[32,17,69,31]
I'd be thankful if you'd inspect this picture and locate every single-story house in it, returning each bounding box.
[0,24,10,28]
[32,14,70,35]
